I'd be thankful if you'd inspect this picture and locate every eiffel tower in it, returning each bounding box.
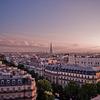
[50,43,53,54]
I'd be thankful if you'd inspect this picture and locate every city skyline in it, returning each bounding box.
[1,0,100,52]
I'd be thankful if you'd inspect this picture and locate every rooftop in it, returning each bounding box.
[45,64,100,73]
[0,64,31,79]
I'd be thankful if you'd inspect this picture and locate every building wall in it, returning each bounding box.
[44,69,98,86]
[68,56,100,67]
[0,80,37,100]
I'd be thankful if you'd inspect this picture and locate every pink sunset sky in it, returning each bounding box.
[0,0,100,52]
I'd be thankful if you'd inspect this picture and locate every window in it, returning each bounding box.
[95,62,97,64]
[12,80,16,85]
[18,87,21,91]
[18,94,21,97]
[7,80,10,84]
[81,62,83,64]
[28,86,31,90]
[84,62,86,64]
[12,87,15,91]
[1,95,4,98]
[7,88,9,91]
[1,88,3,91]
[1,80,4,85]
[18,79,22,85]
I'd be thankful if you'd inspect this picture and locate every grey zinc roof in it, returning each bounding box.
[46,64,100,72]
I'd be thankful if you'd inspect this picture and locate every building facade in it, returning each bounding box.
[0,64,37,100]
[68,55,100,67]
[44,64,100,86]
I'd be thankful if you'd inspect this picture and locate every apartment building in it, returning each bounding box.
[0,64,37,100]
[68,55,100,67]
[44,64,100,86]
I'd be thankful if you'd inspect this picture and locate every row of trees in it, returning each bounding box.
[36,79,100,100]
[61,82,99,100]
[3,60,100,100]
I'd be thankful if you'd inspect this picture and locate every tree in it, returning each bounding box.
[37,79,53,100]
[18,64,25,70]
[2,59,9,65]
[80,83,97,100]
[52,83,63,100]
[64,81,80,100]
[43,91,55,100]
[37,79,52,92]
[96,82,100,94]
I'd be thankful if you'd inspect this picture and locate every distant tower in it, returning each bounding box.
[50,43,53,54]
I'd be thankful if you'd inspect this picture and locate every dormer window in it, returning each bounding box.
[18,79,22,85]
[12,80,16,85]
[7,80,10,84]
[1,80,4,85]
